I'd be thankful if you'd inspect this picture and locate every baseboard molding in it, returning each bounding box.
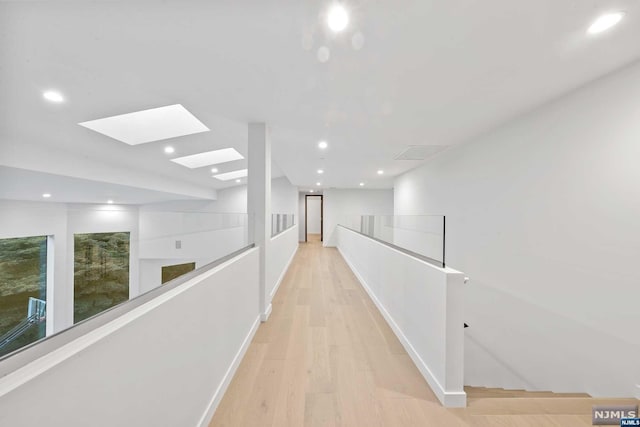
[269,245,298,300]
[198,314,261,427]
[337,245,466,408]
[261,304,273,322]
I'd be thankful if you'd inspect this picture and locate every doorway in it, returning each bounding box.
[305,195,323,242]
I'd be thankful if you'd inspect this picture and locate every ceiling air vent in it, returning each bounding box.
[394,145,447,161]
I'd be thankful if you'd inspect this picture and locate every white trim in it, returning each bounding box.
[337,245,466,408]
[45,235,55,337]
[197,315,261,427]
[261,303,273,322]
[0,248,258,399]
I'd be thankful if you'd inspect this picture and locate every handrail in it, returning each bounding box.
[0,243,256,377]
[337,224,445,268]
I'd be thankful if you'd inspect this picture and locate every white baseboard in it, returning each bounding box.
[261,304,273,322]
[337,245,466,408]
[198,315,261,427]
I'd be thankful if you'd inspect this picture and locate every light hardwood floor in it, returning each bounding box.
[209,237,638,427]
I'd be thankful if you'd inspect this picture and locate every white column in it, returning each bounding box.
[247,123,272,321]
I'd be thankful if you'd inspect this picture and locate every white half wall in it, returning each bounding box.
[265,225,299,319]
[323,189,394,247]
[336,226,466,407]
[394,60,640,397]
[0,248,261,427]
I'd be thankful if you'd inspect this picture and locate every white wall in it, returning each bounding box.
[336,226,466,407]
[306,196,322,234]
[270,176,297,217]
[394,60,640,397]
[0,248,261,427]
[323,189,394,246]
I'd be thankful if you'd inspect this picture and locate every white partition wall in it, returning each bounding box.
[336,226,466,407]
[0,248,261,427]
[266,225,298,302]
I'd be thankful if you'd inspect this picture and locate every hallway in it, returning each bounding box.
[209,237,634,427]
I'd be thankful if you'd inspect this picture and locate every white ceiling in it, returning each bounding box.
[1,0,639,201]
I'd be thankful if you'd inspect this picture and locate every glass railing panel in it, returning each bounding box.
[339,214,446,267]
[271,213,295,237]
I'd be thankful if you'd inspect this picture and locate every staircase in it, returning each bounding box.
[465,386,591,400]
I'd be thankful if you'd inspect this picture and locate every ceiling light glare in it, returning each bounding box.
[588,12,624,34]
[164,146,175,154]
[316,182,321,186]
[317,46,330,63]
[235,179,241,183]
[317,169,324,174]
[328,4,349,32]
[377,169,384,175]
[211,167,218,173]
[310,189,315,193]
[42,193,51,198]
[351,32,365,50]
[107,200,114,204]
[43,90,64,103]
[318,141,328,149]
[359,182,364,186]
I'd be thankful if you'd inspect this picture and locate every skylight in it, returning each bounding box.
[78,104,209,145]
[213,169,248,181]
[171,148,244,169]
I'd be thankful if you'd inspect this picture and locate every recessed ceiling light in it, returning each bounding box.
[317,169,324,174]
[377,170,384,175]
[235,179,241,183]
[211,167,218,173]
[43,90,64,103]
[213,169,248,181]
[79,104,209,145]
[316,182,321,186]
[328,4,349,32]
[310,189,315,193]
[164,146,175,154]
[588,12,624,35]
[42,193,51,198]
[107,200,114,204]
[318,141,328,149]
[171,148,244,169]
[359,182,365,186]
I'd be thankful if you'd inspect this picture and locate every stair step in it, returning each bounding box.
[465,386,591,399]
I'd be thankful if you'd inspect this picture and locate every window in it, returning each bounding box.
[0,236,47,358]
[74,232,130,323]
[161,262,196,284]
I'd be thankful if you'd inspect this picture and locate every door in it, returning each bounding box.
[305,195,323,242]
